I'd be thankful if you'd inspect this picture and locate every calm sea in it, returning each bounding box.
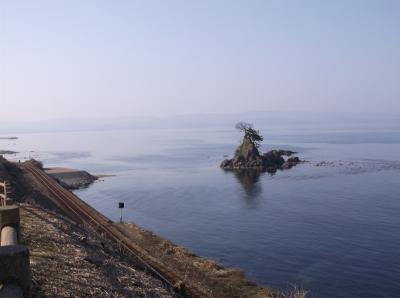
[2,124,400,297]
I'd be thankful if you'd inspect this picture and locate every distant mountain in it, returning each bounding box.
[0,111,399,134]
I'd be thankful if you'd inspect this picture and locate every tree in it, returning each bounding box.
[235,122,264,148]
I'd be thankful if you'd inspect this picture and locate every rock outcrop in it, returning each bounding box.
[220,139,302,173]
[220,138,264,169]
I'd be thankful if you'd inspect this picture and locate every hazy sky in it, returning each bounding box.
[1,0,399,121]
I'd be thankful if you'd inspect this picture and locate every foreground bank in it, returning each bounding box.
[20,203,176,297]
[0,157,297,297]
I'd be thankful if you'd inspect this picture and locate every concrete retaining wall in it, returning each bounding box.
[0,205,31,298]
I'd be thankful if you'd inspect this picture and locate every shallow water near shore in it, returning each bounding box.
[3,125,400,297]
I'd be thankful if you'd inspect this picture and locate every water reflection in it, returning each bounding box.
[232,169,264,198]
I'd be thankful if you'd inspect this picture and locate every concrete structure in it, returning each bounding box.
[0,205,20,230]
[1,226,18,246]
[0,245,30,297]
[0,205,31,297]
[5,198,14,206]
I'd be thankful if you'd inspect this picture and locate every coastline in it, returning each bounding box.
[1,157,282,297]
[116,222,275,297]
[43,166,276,295]
[45,166,277,297]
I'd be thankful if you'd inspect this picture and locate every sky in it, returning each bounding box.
[1,0,399,122]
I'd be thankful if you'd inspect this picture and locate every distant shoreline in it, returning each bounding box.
[0,137,18,140]
[0,150,18,155]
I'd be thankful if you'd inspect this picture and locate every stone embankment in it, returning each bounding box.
[45,167,98,190]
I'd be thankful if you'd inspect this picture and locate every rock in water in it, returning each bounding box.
[221,138,263,169]
[221,138,302,172]
[262,150,285,168]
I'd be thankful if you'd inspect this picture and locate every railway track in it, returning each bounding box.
[22,162,208,298]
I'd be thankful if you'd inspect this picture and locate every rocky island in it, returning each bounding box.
[221,122,302,173]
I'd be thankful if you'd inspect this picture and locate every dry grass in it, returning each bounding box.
[117,223,278,298]
[19,203,178,298]
[280,285,309,298]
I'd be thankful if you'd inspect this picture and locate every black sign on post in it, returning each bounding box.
[118,202,124,223]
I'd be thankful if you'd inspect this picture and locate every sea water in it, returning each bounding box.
[2,125,400,297]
